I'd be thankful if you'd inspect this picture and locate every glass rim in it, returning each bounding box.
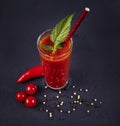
[37,29,73,59]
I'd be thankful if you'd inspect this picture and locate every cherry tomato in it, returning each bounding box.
[16,91,26,102]
[24,96,37,108]
[25,83,37,95]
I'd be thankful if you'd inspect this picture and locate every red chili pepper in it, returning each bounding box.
[17,65,44,83]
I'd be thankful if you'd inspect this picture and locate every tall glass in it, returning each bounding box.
[37,29,73,90]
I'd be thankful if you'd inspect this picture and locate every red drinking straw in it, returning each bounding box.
[65,7,90,43]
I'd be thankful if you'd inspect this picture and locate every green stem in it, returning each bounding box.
[52,45,57,54]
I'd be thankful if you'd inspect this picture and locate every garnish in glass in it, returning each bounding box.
[42,14,74,53]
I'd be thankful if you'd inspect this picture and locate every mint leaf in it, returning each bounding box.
[42,45,53,51]
[50,14,74,53]
[57,44,63,49]
[42,44,62,52]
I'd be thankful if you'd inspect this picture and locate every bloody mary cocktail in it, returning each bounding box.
[37,29,73,90]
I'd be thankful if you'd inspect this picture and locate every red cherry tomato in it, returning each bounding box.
[16,91,26,102]
[25,83,37,95]
[24,96,37,108]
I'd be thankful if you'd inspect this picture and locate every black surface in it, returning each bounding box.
[0,0,120,126]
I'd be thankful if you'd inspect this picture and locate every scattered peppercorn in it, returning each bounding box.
[79,89,82,91]
[90,102,94,106]
[85,89,88,92]
[58,90,62,94]
[56,95,59,99]
[94,98,97,101]
[86,110,90,113]
[73,92,77,95]
[44,86,48,89]
[72,85,75,88]
[44,94,47,98]
[77,95,80,99]
[60,110,63,113]
[37,84,102,120]
[67,110,71,114]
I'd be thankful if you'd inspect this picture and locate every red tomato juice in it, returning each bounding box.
[38,30,72,89]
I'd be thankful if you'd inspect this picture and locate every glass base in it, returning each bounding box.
[46,80,68,90]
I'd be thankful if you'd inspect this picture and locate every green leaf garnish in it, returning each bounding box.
[42,44,63,51]
[42,14,74,53]
[56,44,63,49]
[42,45,53,51]
[50,14,74,53]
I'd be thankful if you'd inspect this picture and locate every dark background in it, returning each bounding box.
[0,0,120,126]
